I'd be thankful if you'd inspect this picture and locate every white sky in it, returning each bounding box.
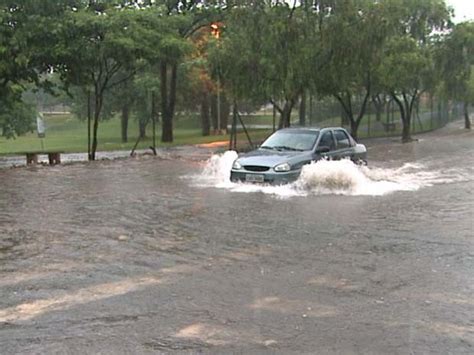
[446,0,474,23]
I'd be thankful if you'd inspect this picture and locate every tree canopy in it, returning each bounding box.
[0,0,470,149]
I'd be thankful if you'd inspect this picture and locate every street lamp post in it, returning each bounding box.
[211,23,222,135]
[217,69,221,134]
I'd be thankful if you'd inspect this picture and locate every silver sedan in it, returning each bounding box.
[230,127,367,184]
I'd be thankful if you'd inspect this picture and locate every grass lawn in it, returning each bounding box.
[0,113,274,155]
[0,110,446,155]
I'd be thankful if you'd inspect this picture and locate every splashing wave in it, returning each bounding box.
[192,151,468,198]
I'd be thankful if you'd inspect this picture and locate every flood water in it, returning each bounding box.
[0,122,473,353]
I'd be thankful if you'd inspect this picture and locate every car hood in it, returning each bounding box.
[236,149,312,168]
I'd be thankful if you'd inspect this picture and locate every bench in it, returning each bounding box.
[382,122,397,132]
[22,152,63,165]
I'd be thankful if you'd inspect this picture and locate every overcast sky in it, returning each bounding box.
[447,0,474,23]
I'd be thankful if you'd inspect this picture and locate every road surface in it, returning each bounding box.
[0,122,473,354]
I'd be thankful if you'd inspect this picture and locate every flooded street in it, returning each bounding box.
[0,123,473,354]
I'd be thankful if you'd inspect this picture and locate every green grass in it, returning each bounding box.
[0,113,274,155]
[0,110,449,155]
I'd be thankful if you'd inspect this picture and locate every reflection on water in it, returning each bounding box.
[0,145,217,169]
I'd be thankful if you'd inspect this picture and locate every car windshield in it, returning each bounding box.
[260,130,319,151]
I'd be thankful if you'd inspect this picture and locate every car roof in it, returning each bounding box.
[278,127,321,133]
[278,127,347,133]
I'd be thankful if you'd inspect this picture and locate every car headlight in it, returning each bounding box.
[232,160,242,170]
[274,162,291,172]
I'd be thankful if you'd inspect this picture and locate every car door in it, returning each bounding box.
[332,129,353,159]
[314,130,337,160]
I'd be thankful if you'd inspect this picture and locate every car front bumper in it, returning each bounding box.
[230,169,301,184]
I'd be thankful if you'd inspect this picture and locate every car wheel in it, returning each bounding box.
[353,158,367,166]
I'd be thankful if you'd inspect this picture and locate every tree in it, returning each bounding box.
[0,0,78,137]
[131,72,160,140]
[208,3,267,110]
[437,21,474,129]
[56,6,152,159]
[211,1,318,128]
[185,26,215,136]
[0,94,36,138]
[379,37,433,141]
[378,0,451,142]
[315,0,387,140]
[149,0,212,143]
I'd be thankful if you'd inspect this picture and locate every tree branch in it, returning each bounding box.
[334,93,351,119]
[357,87,371,124]
[270,98,283,114]
[391,92,406,122]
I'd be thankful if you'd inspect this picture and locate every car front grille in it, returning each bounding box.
[244,165,270,172]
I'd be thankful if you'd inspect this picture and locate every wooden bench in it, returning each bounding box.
[22,152,63,166]
[382,122,397,132]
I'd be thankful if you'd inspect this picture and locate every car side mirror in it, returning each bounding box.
[315,146,330,154]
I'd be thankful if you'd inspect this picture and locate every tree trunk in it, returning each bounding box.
[90,88,102,161]
[160,62,177,143]
[210,94,218,132]
[335,89,370,142]
[430,94,434,129]
[121,104,130,143]
[464,101,471,129]
[210,93,229,132]
[398,102,411,142]
[299,92,306,126]
[350,120,361,141]
[221,94,230,133]
[401,114,411,142]
[201,93,210,136]
[372,95,385,122]
[278,100,294,129]
[139,117,147,139]
[445,100,450,122]
[392,93,413,143]
[340,108,349,126]
[87,90,92,160]
[229,101,238,150]
[151,90,157,150]
[386,99,392,125]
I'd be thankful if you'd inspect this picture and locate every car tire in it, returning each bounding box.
[353,158,367,166]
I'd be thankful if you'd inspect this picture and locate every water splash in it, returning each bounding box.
[297,160,418,196]
[200,150,238,187]
[194,152,469,198]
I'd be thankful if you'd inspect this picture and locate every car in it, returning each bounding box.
[230,127,367,184]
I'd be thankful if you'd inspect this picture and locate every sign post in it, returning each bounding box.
[36,112,45,151]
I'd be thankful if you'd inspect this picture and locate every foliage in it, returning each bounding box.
[0,0,80,137]
[377,0,451,141]
[315,0,388,138]
[0,0,468,147]
[437,21,474,102]
[209,2,320,127]
[0,94,36,138]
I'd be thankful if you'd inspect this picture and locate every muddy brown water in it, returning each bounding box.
[0,123,473,354]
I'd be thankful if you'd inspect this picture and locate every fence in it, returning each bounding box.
[305,95,462,139]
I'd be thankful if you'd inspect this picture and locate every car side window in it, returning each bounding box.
[318,131,335,151]
[334,130,351,149]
